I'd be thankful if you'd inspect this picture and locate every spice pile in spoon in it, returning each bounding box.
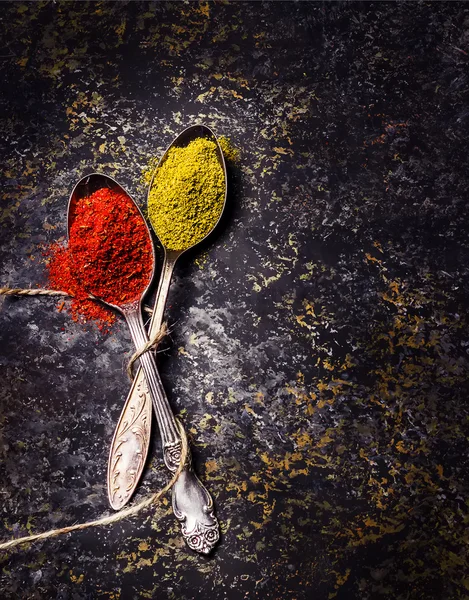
[47,187,153,331]
[147,137,225,251]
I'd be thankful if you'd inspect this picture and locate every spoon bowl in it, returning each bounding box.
[148,124,227,254]
[67,173,156,312]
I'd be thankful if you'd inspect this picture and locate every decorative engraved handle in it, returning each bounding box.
[171,463,219,554]
[123,299,220,554]
[107,253,179,509]
[107,377,152,510]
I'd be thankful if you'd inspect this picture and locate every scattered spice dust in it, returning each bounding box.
[141,156,160,187]
[46,187,154,331]
[218,135,240,163]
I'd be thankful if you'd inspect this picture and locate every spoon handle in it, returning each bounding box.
[124,306,219,554]
[107,371,152,511]
[107,253,179,509]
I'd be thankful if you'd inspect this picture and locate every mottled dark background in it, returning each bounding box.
[1,1,469,599]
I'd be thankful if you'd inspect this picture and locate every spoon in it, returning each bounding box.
[108,125,227,552]
[68,172,219,554]
[70,175,153,515]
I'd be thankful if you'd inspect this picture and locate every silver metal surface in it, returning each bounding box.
[108,125,227,552]
[124,307,219,555]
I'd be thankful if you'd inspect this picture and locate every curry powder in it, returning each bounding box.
[147,138,225,251]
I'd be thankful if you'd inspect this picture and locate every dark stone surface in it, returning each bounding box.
[1,1,469,598]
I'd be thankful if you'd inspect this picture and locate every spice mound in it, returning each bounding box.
[148,137,225,251]
[47,187,153,330]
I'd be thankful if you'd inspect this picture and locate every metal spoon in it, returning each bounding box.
[68,172,219,554]
[68,175,154,515]
[108,125,226,552]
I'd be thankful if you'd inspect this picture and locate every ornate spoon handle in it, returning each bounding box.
[107,254,179,509]
[123,304,219,554]
[107,370,152,511]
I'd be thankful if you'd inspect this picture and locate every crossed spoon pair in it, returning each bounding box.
[67,125,226,554]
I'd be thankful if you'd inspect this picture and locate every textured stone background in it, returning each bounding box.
[1,1,469,599]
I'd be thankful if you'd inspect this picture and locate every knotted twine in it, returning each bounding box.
[126,322,168,380]
[0,286,186,552]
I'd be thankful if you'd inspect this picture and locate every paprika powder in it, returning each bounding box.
[47,187,153,330]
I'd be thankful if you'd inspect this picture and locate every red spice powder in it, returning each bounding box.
[46,187,153,330]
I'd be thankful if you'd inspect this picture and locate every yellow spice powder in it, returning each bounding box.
[218,136,240,163]
[147,137,225,251]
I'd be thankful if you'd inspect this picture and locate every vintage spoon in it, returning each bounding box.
[69,174,153,515]
[68,173,219,554]
[108,125,226,552]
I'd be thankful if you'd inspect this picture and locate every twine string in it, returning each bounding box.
[0,286,179,552]
[0,419,188,552]
[0,287,153,314]
[126,322,168,380]
[0,287,69,297]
